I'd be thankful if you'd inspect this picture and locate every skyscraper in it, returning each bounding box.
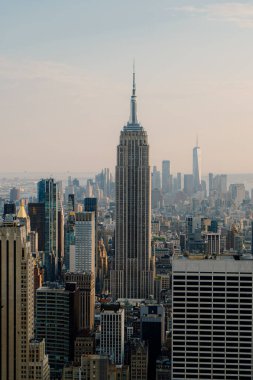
[28,202,45,252]
[162,160,170,194]
[111,69,154,299]
[36,283,79,379]
[64,271,95,331]
[84,198,98,288]
[100,304,125,365]
[172,254,253,379]
[192,139,201,192]
[152,166,161,190]
[37,179,59,280]
[75,212,95,273]
[0,219,34,379]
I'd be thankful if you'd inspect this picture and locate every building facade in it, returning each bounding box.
[36,283,79,379]
[162,160,170,194]
[0,220,34,380]
[37,179,59,279]
[172,255,253,379]
[111,70,154,299]
[100,304,125,365]
[74,212,95,273]
[64,271,95,330]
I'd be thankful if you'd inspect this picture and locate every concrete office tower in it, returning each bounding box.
[100,304,125,365]
[229,183,246,205]
[37,178,59,280]
[75,212,95,273]
[177,172,181,191]
[84,198,98,288]
[193,139,201,192]
[28,339,50,380]
[112,69,154,299]
[0,220,34,380]
[172,255,253,380]
[209,172,214,194]
[64,272,95,330]
[73,331,95,365]
[62,355,110,380]
[184,174,194,196]
[204,232,221,255]
[152,166,161,190]
[10,187,20,202]
[36,283,79,379]
[162,160,170,193]
[130,339,148,380]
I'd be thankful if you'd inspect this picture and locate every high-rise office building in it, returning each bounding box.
[184,174,194,196]
[37,178,59,280]
[172,255,253,379]
[84,198,98,287]
[176,172,181,192]
[75,212,95,273]
[152,166,161,190]
[162,160,170,194]
[193,139,201,192]
[64,272,95,330]
[141,304,165,380]
[36,282,79,379]
[58,205,64,276]
[111,69,154,299]
[62,355,110,380]
[28,203,45,252]
[3,202,16,218]
[229,183,246,205]
[100,304,125,365]
[28,339,50,380]
[10,187,20,202]
[0,220,34,380]
[209,172,214,194]
[130,339,148,380]
[64,211,75,271]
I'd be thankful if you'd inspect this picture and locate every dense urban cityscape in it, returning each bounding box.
[1,70,253,380]
[2,1,253,379]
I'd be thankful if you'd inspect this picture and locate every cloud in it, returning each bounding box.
[170,2,253,28]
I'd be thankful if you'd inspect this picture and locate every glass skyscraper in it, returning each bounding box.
[37,178,58,280]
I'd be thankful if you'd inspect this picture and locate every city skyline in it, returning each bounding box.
[1,1,253,173]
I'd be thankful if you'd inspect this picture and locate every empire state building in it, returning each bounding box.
[111,70,154,299]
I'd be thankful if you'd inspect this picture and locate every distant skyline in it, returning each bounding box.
[1,0,253,173]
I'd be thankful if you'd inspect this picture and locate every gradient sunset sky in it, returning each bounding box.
[1,0,253,174]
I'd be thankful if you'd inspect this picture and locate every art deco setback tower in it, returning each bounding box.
[0,219,34,380]
[193,138,202,192]
[111,70,154,299]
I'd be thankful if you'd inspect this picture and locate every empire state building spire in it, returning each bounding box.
[129,64,138,125]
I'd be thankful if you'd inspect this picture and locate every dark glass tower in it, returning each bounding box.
[37,178,58,280]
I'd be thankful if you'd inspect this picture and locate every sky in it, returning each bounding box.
[1,0,253,174]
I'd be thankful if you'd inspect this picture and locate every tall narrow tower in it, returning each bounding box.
[0,220,34,379]
[192,137,201,192]
[111,68,154,299]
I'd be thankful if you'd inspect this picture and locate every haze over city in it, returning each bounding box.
[1,0,253,173]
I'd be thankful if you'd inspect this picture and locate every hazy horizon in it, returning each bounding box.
[1,1,253,173]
